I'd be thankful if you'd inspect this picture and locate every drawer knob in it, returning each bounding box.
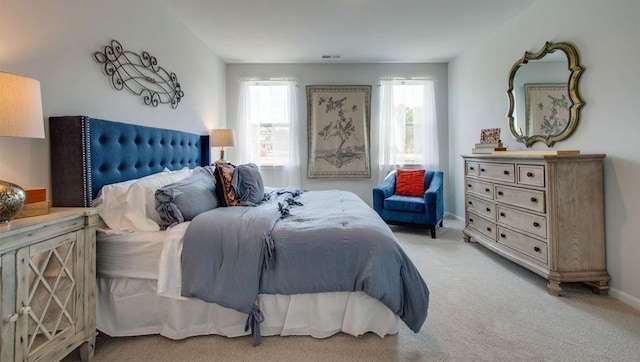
[486,227,492,232]
[500,212,506,217]
[530,197,538,203]
[533,222,540,227]
[527,172,534,177]
[486,207,491,212]
[469,218,474,223]
[468,201,473,205]
[534,246,541,252]
[18,306,31,315]
[498,191,504,196]
[500,233,506,238]
[503,170,510,175]
[467,184,472,188]
[480,168,486,172]
[3,313,19,324]
[469,166,475,170]
[485,188,490,193]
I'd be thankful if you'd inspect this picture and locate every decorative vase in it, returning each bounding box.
[0,180,26,223]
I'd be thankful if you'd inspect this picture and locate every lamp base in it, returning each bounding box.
[0,180,27,224]
[216,148,228,164]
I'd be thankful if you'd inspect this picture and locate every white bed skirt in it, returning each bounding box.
[97,278,400,340]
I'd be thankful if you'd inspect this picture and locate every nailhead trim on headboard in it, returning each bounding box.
[82,116,92,207]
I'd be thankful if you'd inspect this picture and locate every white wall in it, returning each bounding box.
[0,0,226,193]
[449,0,640,308]
[226,63,449,206]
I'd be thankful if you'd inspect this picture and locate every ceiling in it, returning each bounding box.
[160,0,537,64]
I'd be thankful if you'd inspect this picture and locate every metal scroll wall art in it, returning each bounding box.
[93,40,183,108]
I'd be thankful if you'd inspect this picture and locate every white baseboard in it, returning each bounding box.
[609,288,640,311]
[444,211,464,222]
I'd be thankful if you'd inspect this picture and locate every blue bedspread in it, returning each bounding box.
[181,189,429,345]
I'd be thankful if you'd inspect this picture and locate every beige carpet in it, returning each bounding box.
[65,216,640,361]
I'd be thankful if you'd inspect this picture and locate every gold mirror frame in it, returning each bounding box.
[506,41,584,147]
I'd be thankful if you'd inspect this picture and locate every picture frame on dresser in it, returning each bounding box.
[479,128,501,144]
[461,154,609,296]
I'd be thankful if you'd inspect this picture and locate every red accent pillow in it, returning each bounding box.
[214,163,238,207]
[395,169,426,197]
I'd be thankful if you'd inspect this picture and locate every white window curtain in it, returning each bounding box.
[237,80,301,188]
[378,79,438,183]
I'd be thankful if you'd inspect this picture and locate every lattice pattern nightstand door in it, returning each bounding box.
[26,235,78,356]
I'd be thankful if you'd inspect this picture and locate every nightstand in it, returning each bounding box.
[1,208,98,361]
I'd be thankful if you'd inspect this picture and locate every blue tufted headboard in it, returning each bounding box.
[49,115,210,207]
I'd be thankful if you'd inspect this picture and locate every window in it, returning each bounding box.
[244,82,291,165]
[237,80,300,187]
[392,83,425,164]
[378,79,438,181]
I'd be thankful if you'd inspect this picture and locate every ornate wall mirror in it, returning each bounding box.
[506,41,584,147]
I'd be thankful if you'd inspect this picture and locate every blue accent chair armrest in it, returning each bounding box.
[373,170,444,238]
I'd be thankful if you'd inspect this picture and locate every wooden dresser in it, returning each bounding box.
[0,208,98,361]
[461,154,609,296]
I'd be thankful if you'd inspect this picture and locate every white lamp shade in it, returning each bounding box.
[210,129,236,147]
[0,71,45,138]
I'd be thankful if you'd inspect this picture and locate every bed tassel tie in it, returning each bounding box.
[244,303,265,346]
[263,231,276,269]
[278,202,290,218]
[277,192,304,219]
[276,187,303,198]
[285,197,303,207]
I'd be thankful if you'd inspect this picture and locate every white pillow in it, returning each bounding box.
[122,167,192,231]
[93,170,169,232]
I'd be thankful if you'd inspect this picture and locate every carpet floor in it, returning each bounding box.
[65,216,640,361]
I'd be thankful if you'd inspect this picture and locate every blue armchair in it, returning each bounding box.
[373,170,444,238]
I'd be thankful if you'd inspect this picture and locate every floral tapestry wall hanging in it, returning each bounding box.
[93,39,184,108]
[524,83,569,136]
[306,85,371,178]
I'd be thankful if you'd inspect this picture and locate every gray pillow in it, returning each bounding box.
[231,163,265,205]
[155,167,218,229]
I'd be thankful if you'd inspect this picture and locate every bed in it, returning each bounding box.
[49,115,429,346]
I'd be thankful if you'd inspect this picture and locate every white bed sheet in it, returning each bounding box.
[97,229,166,279]
[96,220,400,340]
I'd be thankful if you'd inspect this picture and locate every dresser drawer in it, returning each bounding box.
[465,178,494,199]
[497,205,547,239]
[466,161,479,176]
[479,162,515,183]
[518,165,545,187]
[495,185,546,213]
[466,213,496,240]
[497,226,548,265]
[466,195,495,221]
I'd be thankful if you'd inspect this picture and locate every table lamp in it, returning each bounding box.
[0,71,45,223]
[210,128,236,164]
